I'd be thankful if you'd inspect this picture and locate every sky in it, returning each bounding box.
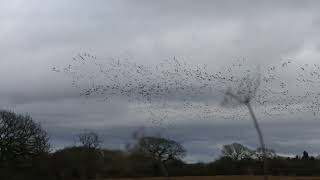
[1,0,320,162]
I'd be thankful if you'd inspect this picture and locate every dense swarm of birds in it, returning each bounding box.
[54,54,320,180]
[53,53,320,125]
[259,61,320,116]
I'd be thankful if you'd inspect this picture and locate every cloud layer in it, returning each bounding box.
[2,0,320,162]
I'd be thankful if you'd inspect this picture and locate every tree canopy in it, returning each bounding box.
[0,110,50,180]
[0,110,50,162]
[136,136,186,163]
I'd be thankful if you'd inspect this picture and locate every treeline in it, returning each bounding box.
[1,110,320,180]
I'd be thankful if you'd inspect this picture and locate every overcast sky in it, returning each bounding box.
[2,0,320,162]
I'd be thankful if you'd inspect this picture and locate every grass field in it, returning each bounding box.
[104,176,320,180]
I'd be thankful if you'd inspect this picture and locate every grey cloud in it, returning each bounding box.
[1,0,320,162]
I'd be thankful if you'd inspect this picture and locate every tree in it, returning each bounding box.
[221,143,253,161]
[51,146,104,180]
[254,148,276,161]
[78,131,102,149]
[52,131,103,179]
[302,151,309,159]
[135,136,186,177]
[0,110,50,179]
[137,136,186,163]
[0,110,50,161]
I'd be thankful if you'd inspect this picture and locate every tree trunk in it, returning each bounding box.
[161,161,170,180]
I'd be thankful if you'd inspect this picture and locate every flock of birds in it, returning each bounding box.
[259,61,320,116]
[53,53,320,126]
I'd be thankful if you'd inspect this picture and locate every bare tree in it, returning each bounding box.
[135,136,186,178]
[0,110,50,173]
[78,131,102,149]
[221,143,253,161]
[254,147,276,161]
